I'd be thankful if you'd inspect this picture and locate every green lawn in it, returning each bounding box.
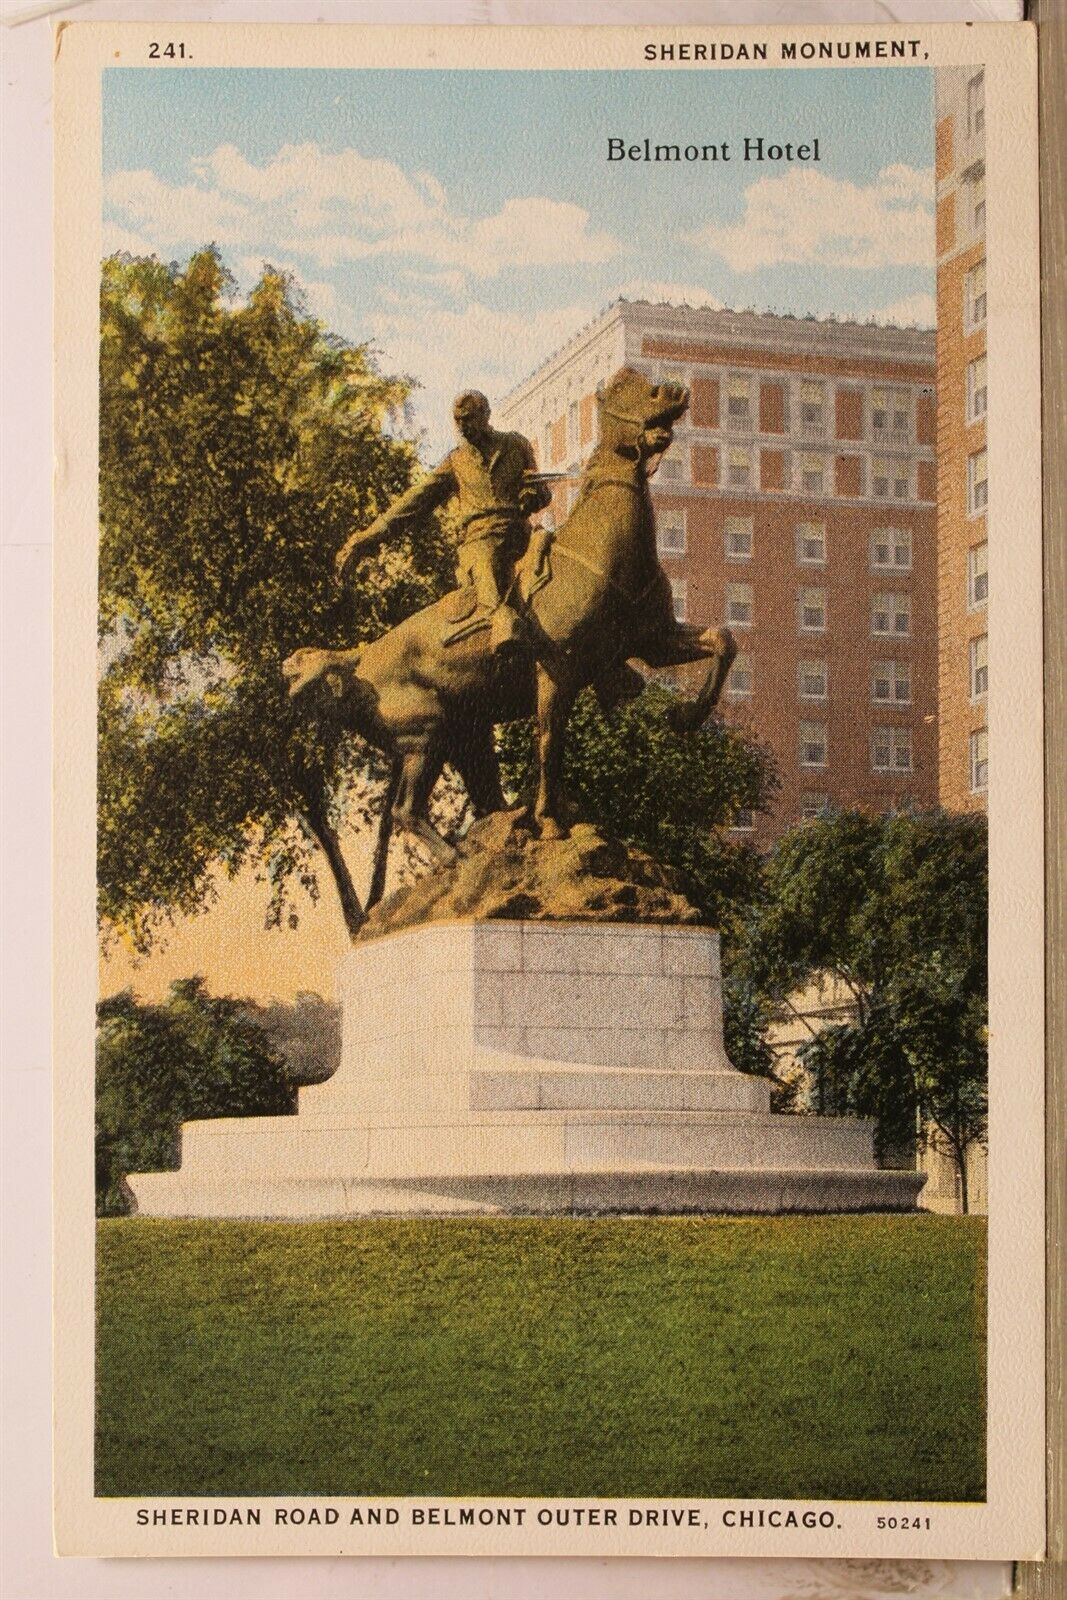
[96,1215,985,1502]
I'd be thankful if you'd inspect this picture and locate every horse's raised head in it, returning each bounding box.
[597,367,689,476]
[282,646,353,701]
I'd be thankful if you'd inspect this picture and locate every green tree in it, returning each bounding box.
[737,808,988,1207]
[95,979,295,1215]
[720,971,802,1113]
[497,682,778,940]
[99,249,454,948]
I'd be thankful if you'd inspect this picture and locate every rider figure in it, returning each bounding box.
[336,390,552,654]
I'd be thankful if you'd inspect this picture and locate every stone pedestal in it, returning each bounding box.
[128,922,925,1217]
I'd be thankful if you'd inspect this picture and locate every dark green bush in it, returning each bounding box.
[95,978,296,1215]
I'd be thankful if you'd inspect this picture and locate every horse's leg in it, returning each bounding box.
[672,626,738,732]
[533,663,572,840]
[638,625,738,733]
[594,660,646,717]
[302,801,366,940]
[392,738,457,865]
[366,754,402,910]
[449,722,507,818]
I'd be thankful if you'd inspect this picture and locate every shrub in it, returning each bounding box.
[95,978,295,1215]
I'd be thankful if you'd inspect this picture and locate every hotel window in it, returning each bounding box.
[801,792,830,820]
[726,582,754,628]
[871,389,888,436]
[796,521,827,565]
[968,542,989,607]
[799,453,825,495]
[728,652,754,698]
[968,448,988,514]
[798,659,828,701]
[724,515,753,560]
[968,71,985,136]
[670,578,687,621]
[965,261,987,329]
[568,400,579,454]
[657,512,686,555]
[871,726,913,773]
[658,442,688,482]
[971,169,986,232]
[872,457,891,498]
[967,355,988,422]
[798,586,827,633]
[799,381,825,437]
[970,634,989,699]
[730,808,755,833]
[893,463,910,499]
[726,373,751,428]
[871,388,910,444]
[727,446,751,487]
[871,660,912,705]
[800,721,828,769]
[872,591,911,637]
[870,527,912,571]
[970,728,989,792]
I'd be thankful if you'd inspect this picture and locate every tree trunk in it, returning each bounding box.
[302,800,366,940]
[956,1140,970,1216]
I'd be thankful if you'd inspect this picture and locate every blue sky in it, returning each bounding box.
[103,66,935,457]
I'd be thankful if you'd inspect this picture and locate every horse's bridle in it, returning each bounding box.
[531,388,683,607]
[599,398,687,432]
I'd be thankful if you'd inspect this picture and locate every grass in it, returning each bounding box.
[96,1214,986,1502]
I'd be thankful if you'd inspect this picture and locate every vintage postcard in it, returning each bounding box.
[53,21,1044,1562]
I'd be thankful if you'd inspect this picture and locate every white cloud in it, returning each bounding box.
[693,164,934,273]
[106,142,621,281]
[402,267,469,295]
[102,220,159,259]
[466,198,617,273]
[104,167,249,249]
[868,292,936,328]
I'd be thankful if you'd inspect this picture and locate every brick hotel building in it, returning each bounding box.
[934,65,988,814]
[498,301,938,843]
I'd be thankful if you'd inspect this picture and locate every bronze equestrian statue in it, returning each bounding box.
[283,368,736,910]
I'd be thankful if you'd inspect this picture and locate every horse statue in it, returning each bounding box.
[283,367,736,913]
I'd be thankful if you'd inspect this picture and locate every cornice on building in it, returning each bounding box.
[620,299,936,367]
[500,298,936,420]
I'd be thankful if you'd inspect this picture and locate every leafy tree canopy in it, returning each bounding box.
[735,808,988,1205]
[99,249,453,949]
[740,807,987,1021]
[497,682,779,940]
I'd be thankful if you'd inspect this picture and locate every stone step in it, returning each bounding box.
[128,1165,926,1220]
[171,1106,876,1179]
[469,1067,771,1113]
[301,1065,769,1119]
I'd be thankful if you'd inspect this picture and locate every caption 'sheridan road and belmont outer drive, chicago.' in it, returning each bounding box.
[52,20,1045,1563]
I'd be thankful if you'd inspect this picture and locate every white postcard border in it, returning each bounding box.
[52,19,1044,1562]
